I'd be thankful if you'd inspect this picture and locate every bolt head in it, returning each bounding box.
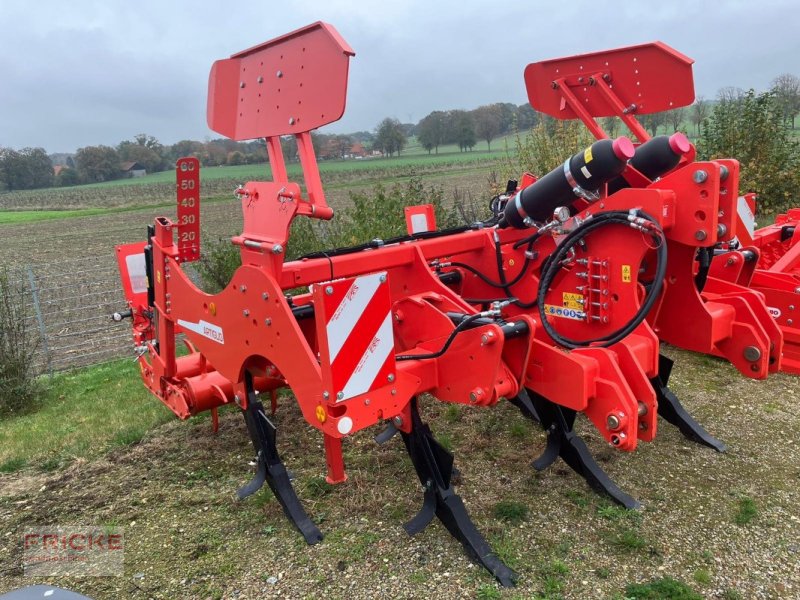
[239,81,246,88]
[743,346,762,362]
[693,170,708,184]
[387,373,395,382]
[234,394,242,406]
[379,273,387,283]
[336,391,344,400]
[289,117,296,125]
[240,284,247,292]
[392,415,403,427]
[271,244,283,254]
[695,230,707,241]
[717,224,727,237]
[606,414,621,430]
[257,76,264,83]
[243,309,250,317]
[262,292,269,300]
[322,391,330,400]
[264,318,272,326]
[325,286,334,295]
[276,70,283,78]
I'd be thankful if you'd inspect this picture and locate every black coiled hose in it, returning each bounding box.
[537,211,667,349]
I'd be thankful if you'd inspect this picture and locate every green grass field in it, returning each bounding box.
[58,146,509,190]
[0,360,172,472]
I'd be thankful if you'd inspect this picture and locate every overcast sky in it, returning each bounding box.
[1,0,797,153]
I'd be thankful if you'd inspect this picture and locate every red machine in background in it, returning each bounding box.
[704,199,800,374]
[111,23,764,586]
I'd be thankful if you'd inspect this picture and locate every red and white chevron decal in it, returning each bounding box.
[316,272,395,402]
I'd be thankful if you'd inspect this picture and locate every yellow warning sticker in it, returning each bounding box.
[584,147,593,163]
[562,292,584,311]
[622,265,631,283]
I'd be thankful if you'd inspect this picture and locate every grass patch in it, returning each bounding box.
[0,207,115,224]
[604,527,647,551]
[476,583,502,600]
[305,475,334,498]
[443,404,462,423]
[537,559,570,598]
[112,424,148,447]
[437,432,454,452]
[733,496,758,525]
[563,489,589,508]
[494,500,528,524]
[509,419,529,438]
[0,359,172,468]
[0,456,26,473]
[625,577,703,599]
[597,504,642,525]
[693,568,711,585]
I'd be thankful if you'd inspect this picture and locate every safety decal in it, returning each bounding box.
[544,304,585,321]
[562,292,584,311]
[319,272,395,402]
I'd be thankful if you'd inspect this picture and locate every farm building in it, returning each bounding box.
[120,161,146,178]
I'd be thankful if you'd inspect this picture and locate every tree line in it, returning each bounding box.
[1,73,797,193]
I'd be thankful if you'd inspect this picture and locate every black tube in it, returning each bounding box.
[607,133,691,194]
[144,225,155,308]
[446,312,530,339]
[694,247,712,292]
[503,137,635,228]
[437,271,462,286]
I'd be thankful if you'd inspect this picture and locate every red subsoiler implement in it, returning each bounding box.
[111,22,790,586]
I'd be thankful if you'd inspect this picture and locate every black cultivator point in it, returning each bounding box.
[238,373,323,545]
[650,354,727,453]
[401,398,517,588]
[518,389,641,510]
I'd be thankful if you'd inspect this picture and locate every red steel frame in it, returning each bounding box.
[522,41,782,379]
[113,28,745,491]
[111,24,757,585]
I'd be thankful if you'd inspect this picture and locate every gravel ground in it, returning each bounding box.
[1,346,799,599]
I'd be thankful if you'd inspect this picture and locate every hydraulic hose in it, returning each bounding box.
[536,211,667,349]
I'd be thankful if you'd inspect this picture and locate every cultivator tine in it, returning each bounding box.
[374,421,400,445]
[400,398,517,588]
[524,390,641,510]
[651,355,727,453]
[238,375,323,545]
[507,388,541,424]
[236,457,267,500]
